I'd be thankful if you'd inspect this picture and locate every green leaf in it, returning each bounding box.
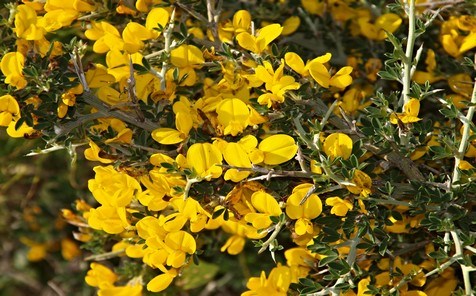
[319,253,338,266]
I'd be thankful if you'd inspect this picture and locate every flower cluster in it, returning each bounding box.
[1,0,475,295]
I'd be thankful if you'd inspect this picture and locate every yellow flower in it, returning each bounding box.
[253,60,300,107]
[1,52,27,89]
[147,268,178,292]
[242,265,292,295]
[217,10,251,43]
[285,184,322,235]
[98,284,142,296]
[105,50,143,82]
[0,95,20,126]
[358,13,402,41]
[222,139,256,182]
[152,112,193,144]
[375,256,426,290]
[88,165,141,207]
[58,84,83,118]
[85,64,116,88]
[448,73,473,97]
[20,237,49,261]
[236,23,283,54]
[6,121,35,138]
[258,134,298,165]
[84,141,115,164]
[326,196,353,216]
[346,169,372,197]
[85,263,118,288]
[170,44,204,86]
[440,16,476,57]
[244,190,282,230]
[163,230,197,267]
[136,0,162,12]
[301,0,325,15]
[290,52,353,89]
[338,87,371,115]
[285,52,331,77]
[356,277,371,296]
[60,238,81,260]
[424,267,457,296]
[323,132,353,160]
[232,10,252,34]
[163,198,210,233]
[216,98,250,136]
[43,0,95,29]
[88,205,130,234]
[186,142,223,180]
[14,5,45,40]
[284,247,317,280]
[281,16,300,36]
[220,220,266,255]
[85,21,124,53]
[413,49,445,84]
[390,98,422,124]
[146,8,170,38]
[122,22,153,53]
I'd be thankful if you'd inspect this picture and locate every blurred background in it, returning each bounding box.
[0,130,94,296]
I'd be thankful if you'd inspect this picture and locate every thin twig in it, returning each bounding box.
[452,69,476,186]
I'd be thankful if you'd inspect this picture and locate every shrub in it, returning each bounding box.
[1,0,475,295]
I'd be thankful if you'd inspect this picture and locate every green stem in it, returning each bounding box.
[452,74,476,186]
[258,219,285,254]
[402,0,416,107]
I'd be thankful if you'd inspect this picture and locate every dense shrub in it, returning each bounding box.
[0,0,475,295]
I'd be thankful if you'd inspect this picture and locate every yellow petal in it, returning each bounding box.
[282,16,300,36]
[151,128,184,145]
[256,24,283,53]
[147,272,176,292]
[232,10,251,32]
[323,133,353,160]
[375,13,402,33]
[236,32,257,53]
[329,66,353,89]
[165,231,197,254]
[285,52,306,75]
[6,121,34,138]
[404,98,421,117]
[85,64,115,88]
[186,143,223,179]
[223,143,252,168]
[175,112,193,136]
[146,8,170,35]
[251,191,281,216]
[258,134,298,165]
[308,61,330,88]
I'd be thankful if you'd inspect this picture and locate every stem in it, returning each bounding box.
[452,73,476,186]
[159,8,176,91]
[258,219,285,254]
[450,230,474,296]
[84,250,125,261]
[82,92,157,132]
[402,0,416,107]
[220,164,315,180]
[183,177,200,200]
